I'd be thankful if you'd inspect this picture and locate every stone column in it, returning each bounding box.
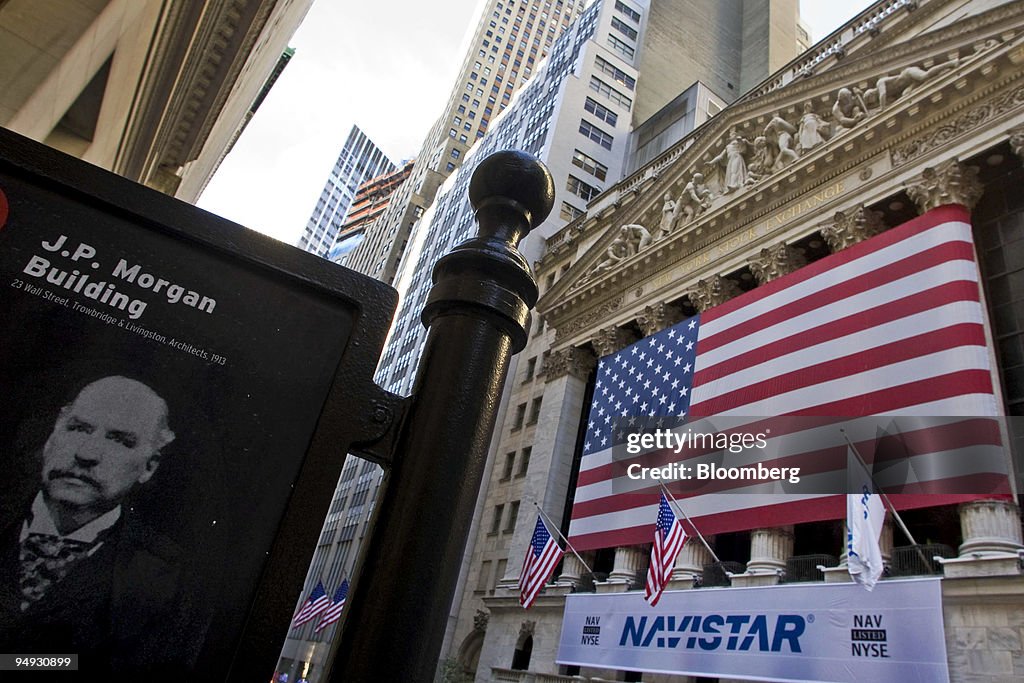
[500,346,596,587]
[940,500,1024,578]
[732,526,793,587]
[636,302,683,337]
[685,274,741,312]
[602,548,643,585]
[668,537,713,587]
[905,158,984,213]
[556,551,591,588]
[747,242,807,284]
[820,206,886,253]
[591,325,638,358]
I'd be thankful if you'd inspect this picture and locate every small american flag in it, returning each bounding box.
[292,580,330,627]
[644,493,687,606]
[315,579,349,632]
[519,516,563,609]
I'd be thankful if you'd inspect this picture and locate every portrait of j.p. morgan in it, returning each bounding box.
[0,375,212,676]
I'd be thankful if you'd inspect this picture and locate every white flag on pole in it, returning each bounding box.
[847,446,886,590]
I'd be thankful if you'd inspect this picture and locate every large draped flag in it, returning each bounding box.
[644,493,687,606]
[519,516,563,609]
[569,204,1008,551]
[292,580,330,627]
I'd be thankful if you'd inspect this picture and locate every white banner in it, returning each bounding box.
[557,579,948,683]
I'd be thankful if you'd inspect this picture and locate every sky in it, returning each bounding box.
[197,0,877,246]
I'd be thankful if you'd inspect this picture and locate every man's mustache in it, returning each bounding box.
[47,469,101,488]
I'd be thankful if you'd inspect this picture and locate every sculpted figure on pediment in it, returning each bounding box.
[708,128,751,193]
[831,87,866,133]
[677,172,713,225]
[797,102,830,153]
[856,57,960,112]
[659,192,679,238]
[587,223,652,279]
[746,136,771,184]
[764,115,799,172]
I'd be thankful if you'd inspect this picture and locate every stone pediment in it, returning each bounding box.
[538,2,1024,347]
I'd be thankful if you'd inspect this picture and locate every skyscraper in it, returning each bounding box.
[343,0,589,283]
[297,125,395,257]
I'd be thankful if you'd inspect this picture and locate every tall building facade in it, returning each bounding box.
[0,0,311,202]
[342,0,589,283]
[327,160,415,264]
[297,125,395,257]
[454,0,1024,681]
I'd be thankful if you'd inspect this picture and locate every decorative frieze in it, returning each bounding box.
[542,346,596,381]
[892,85,1024,165]
[820,207,886,252]
[685,274,742,312]
[905,159,984,212]
[748,242,808,284]
[554,297,623,342]
[591,326,638,357]
[636,302,684,336]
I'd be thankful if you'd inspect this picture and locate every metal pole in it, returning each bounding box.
[328,151,554,682]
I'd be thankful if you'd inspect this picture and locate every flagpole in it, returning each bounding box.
[840,428,931,570]
[656,480,722,565]
[531,501,594,574]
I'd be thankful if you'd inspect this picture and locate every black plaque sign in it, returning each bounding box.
[0,128,397,681]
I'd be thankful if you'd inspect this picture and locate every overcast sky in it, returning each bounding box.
[197,0,876,246]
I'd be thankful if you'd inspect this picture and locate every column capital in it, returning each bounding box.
[905,159,983,213]
[748,242,808,284]
[636,302,683,337]
[1009,125,1024,160]
[591,326,638,357]
[820,206,886,253]
[543,346,596,381]
[685,274,741,313]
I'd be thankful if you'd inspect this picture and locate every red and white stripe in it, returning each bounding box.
[569,205,1008,551]
[519,522,564,609]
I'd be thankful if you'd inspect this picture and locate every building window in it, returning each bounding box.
[584,98,618,126]
[517,446,531,477]
[608,34,635,59]
[446,162,456,172]
[566,174,601,202]
[572,148,608,180]
[594,55,635,90]
[490,504,505,535]
[611,16,638,40]
[512,403,527,430]
[615,0,641,22]
[459,134,468,143]
[502,451,516,480]
[579,120,613,149]
[505,501,520,533]
[527,397,542,425]
[477,560,492,592]
[451,149,461,159]
[560,201,584,222]
[524,357,537,382]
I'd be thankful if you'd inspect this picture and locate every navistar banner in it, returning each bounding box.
[556,578,949,683]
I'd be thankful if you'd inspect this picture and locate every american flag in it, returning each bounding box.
[519,516,564,609]
[568,204,1008,551]
[315,579,349,632]
[292,580,330,627]
[644,493,687,606]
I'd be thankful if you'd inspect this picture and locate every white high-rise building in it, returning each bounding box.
[297,125,394,258]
